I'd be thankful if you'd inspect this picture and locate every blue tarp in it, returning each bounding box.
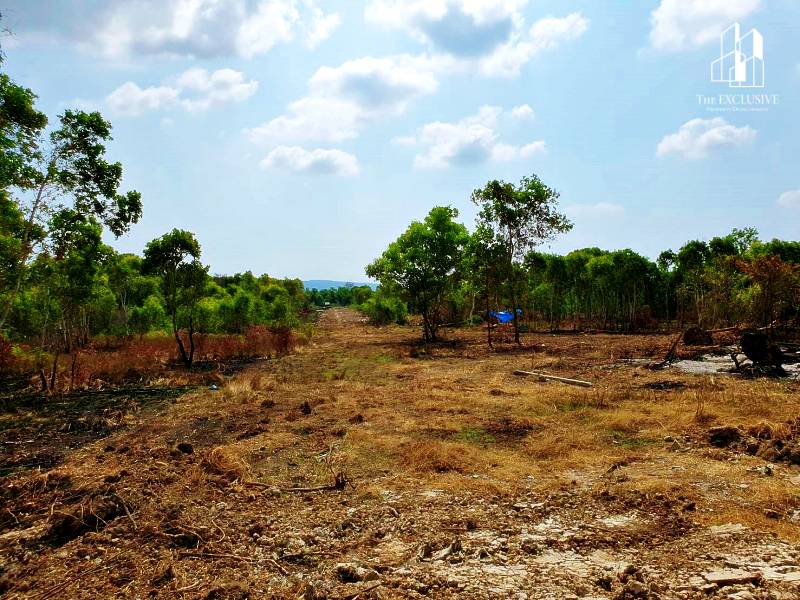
[489,309,522,323]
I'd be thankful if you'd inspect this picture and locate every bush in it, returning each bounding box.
[0,335,16,375]
[467,314,483,325]
[360,296,407,326]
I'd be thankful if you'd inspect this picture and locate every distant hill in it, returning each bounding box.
[303,280,378,291]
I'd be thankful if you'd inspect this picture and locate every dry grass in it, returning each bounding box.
[3,308,800,599]
[398,440,479,474]
[202,446,250,481]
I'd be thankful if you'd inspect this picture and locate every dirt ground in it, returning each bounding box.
[1,308,799,599]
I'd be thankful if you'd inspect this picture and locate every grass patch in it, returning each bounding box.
[455,426,495,446]
[398,440,479,474]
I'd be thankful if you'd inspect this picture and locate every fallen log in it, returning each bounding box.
[513,370,592,388]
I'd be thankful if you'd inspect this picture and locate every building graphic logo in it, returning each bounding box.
[711,23,763,87]
[711,23,764,87]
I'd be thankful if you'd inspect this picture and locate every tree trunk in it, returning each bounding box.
[188,317,195,366]
[172,312,191,367]
[510,286,520,344]
[468,292,475,324]
[0,175,51,332]
[485,289,492,349]
[70,353,78,392]
[49,351,59,393]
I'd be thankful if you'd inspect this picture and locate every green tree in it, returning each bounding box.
[129,295,167,335]
[142,230,208,367]
[48,210,105,351]
[366,206,468,341]
[0,71,48,190]
[464,225,507,346]
[0,109,142,332]
[471,174,572,343]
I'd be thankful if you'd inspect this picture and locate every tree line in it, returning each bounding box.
[0,46,310,376]
[365,176,800,343]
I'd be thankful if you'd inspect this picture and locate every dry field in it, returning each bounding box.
[1,308,799,599]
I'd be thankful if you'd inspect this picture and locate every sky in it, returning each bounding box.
[2,0,799,282]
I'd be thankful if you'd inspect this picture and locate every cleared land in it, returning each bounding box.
[1,309,799,599]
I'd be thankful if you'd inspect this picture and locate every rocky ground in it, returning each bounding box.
[0,309,798,599]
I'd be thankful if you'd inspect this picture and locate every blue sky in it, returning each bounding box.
[3,0,799,281]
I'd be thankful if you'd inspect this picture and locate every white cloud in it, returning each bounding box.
[656,117,756,159]
[27,0,341,59]
[160,117,174,129]
[106,68,258,117]
[234,1,300,58]
[564,203,625,218]
[649,0,762,51]
[510,104,534,120]
[366,0,527,55]
[479,13,589,76]
[106,82,180,117]
[261,146,360,176]
[365,2,588,77]
[410,105,545,169]
[244,56,438,146]
[304,8,342,49]
[520,141,546,157]
[777,190,800,209]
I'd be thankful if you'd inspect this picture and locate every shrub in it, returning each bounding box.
[360,296,407,326]
[0,335,16,374]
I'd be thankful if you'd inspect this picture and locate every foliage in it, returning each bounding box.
[142,229,207,367]
[359,286,408,326]
[366,206,468,341]
[0,102,142,332]
[471,174,573,342]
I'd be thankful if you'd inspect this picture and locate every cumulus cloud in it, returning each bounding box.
[106,68,258,117]
[777,190,800,209]
[365,1,588,77]
[106,83,181,117]
[260,146,360,176]
[510,104,534,119]
[304,8,343,49]
[366,0,526,57]
[406,105,545,169]
[656,118,756,159]
[244,57,438,146]
[649,0,762,51]
[14,0,340,59]
[564,203,625,218]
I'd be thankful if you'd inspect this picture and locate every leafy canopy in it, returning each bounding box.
[366,206,468,340]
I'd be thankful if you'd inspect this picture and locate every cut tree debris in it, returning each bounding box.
[513,370,592,388]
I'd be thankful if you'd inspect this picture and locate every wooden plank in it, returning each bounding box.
[513,370,593,388]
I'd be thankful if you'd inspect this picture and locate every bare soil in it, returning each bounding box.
[0,309,798,599]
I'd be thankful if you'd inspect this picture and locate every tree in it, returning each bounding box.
[142,230,208,367]
[366,206,468,341]
[471,174,572,343]
[738,255,799,331]
[0,109,142,332]
[465,224,508,346]
[730,227,759,254]
[47,210,105,351]
[0,72,48,190]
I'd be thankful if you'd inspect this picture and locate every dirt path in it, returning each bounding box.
[0,310,799,599]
